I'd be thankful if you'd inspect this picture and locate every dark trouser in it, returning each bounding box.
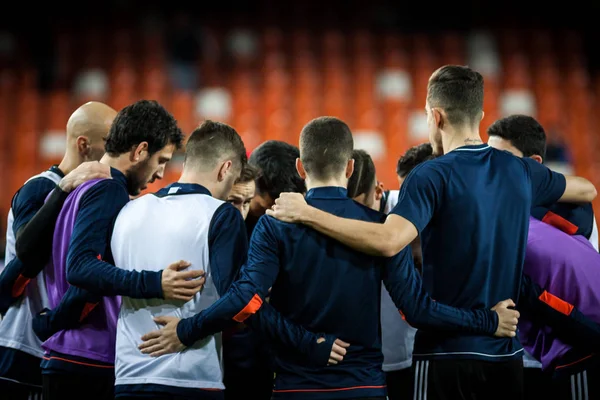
[524,367,555,400]
[555,366,599,400]
[412,358,524,400]
[386,368,413,400]
[43,373,114,400]
[224,366,273,400]
[0,379,43,400]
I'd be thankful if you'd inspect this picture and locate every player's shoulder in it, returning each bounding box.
[489,147,530,169]
[527,217,591,259]
[78,178,129,209]
[402,156,449,186]
[351,200,387,223]
[19,170,60,192]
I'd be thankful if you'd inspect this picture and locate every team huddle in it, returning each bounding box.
[0,65,599,400]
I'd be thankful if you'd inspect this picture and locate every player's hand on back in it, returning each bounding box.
[266,193,310,223]
[59,161,111,193]
[161,260,205,301]
[491,299,520,338]
[320,337,350,366]
[139,316,184,357]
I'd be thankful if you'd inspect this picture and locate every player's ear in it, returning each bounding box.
[217,160,233,182]
[131,142,148,162]
[346,158,354,179]
[433,108,444,129]
[296,158,307,180]
[374,181,384,201]
[530,154,543,164]
[76,136,90,157]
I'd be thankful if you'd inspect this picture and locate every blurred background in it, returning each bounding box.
[1,0,599,246]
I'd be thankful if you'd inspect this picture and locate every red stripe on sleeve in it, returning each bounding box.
[542,211,578,235]
[539,290,574,316]
[11,274,31,297]
[233,294,263,322]
[79,302,99,322]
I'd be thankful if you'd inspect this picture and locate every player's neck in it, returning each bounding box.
[99,153,128,175]
[443,127,484,154]
[178,171,225,200]
[57,152,85,175]
[304,175,347,191]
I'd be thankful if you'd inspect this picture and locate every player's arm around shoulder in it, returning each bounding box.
[522,157,597,205]
[267,193,409,257]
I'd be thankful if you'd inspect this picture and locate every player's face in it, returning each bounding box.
[249,192,274,219]
[227,180,256,220]
[487,136,524,157]
[126,143,175,196]
[397,174,404,188]
[425,101,443,156]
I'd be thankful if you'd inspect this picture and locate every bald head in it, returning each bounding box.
[66,101,117,162]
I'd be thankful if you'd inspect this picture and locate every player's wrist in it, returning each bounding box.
[488,309,500,335]
[176,317,196,347]
[58,179,72,193]
[298,204,316,224]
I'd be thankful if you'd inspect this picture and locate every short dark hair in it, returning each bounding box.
[105,100,184,156]
[249,140,306,199]
[427,65,484,126]
[347,149,376,199]
[185,120,247,171]
[299,117,354,181]
[396,143,434,178]
[487,115,547,158]
[235,163,258,184]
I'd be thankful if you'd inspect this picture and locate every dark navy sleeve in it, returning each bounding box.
[518,274,600,352]
[0,258,25,315]
[11,177,58,236]
[31,286,101,342]
[208,203,249,297]
[15,187,69,269]
[245,302,336,367]
[178,216,281,345]
[546,203,594,239]
[382,247,498,334]
[66,180,163,299]
[179,213,333,365]
[522,158,567,207]
[389,163,442,233]
[0,179,64,311]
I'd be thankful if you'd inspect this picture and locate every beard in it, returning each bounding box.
[125,160,151,196]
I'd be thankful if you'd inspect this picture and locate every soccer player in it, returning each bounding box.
[245,140,306,235]
[266,66,598,399]
[226,163,257,220]
[347,148,428,400]
[390,143,434,270]
[0,102,116,400]
[223,140,306,400]
[113,121,343,400]
[346,150,385,212]
[139,116,522,399]
[520,216,600,400]
[34,100,200,400]
[487,114,600,399]
[487,114,599,251]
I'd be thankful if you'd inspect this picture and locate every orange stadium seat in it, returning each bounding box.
[39,90,70,168]
[12,88,40,196]
[2,25,599,200]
